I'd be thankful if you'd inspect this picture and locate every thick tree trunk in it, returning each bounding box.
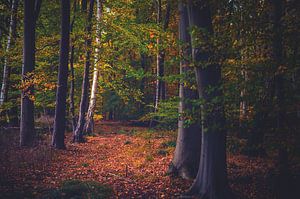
[52,0,70,149]
[73,0,95,142]
[270,1,293,198]
[168,2,201,180]
[84,0,102,134]
[184,0,231,198]
[20,0,41,147]
[0,0,19,106]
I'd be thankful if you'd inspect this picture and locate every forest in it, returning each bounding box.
[0,0,299,198]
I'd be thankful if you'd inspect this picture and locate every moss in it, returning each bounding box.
[42,180,113,199]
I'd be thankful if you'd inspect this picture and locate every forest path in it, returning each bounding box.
[0,121,274,198]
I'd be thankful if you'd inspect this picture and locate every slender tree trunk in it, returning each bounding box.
[74,0,95,142]
[168,2,201,180]
[292,43,299,118]
[0,0,19,106]
[20,0,41,147]
[5,0,21,127]
[184,0,231,198]
[69,0,77,133]
[52,0,70,149]
[239,67,248,125]
[0,0,19,127]
[154,0,162,112]
[154,0,171,111]
[160,0,170,101]
[84,0,102,134]
[271,0,284,133]
[81,0,87,11]
[139,53,148,112]
[69,45,76,132]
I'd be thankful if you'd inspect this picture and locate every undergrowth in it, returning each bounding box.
[42,180,113,199]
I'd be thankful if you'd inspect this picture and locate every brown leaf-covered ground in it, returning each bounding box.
[0,121,293,198]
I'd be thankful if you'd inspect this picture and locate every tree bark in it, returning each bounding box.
[154,0,171,111]
[52,0,70,149]
[139,53,148,112]
[74,0,95,142]
[84,0,102,134]
[270,1,292,198]
[69,45,76,132]
[81,0,87,11]
[0,0,19,106]
[20,0,41,147]
[183,0,231,198]
[69,0,78,133]
[168,2,201,180]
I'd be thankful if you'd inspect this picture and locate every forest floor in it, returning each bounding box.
[0,121,286,199]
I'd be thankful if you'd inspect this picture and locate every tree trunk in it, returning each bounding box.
[139,53,148,112]
[245,107,267,156]
[168,2,201,180]
[270,1,292,198]
[154,0,170,111]
[184,0,231,198]
[20,0,41,147]
[52,0,70,149]
[8,106,19,127]
[154,0,162,112]
[239,67,248,131]
[74,0,95,142]
[69,0,78,133]
[0,0,19,106]
[69,45,76,132]
[84,0,102,134]
[81,0,87,11]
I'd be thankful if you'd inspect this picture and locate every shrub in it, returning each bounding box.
[160,140,176,148]
[140,98,179,130]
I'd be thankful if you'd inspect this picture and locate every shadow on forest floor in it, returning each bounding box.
[0,121,299,198]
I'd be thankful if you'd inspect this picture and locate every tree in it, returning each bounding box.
[73,0,95,142]
[168,2,201,180]
[52,0,70,149]
[269,0,294,198]
[154,0,171,111]
[84,0,103,134]
[183,0,231,197]
[0,0,19,106]
[69,0,78,134]
[0,0,19,127]
[81,0,87,11]
[20,0,41,147]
